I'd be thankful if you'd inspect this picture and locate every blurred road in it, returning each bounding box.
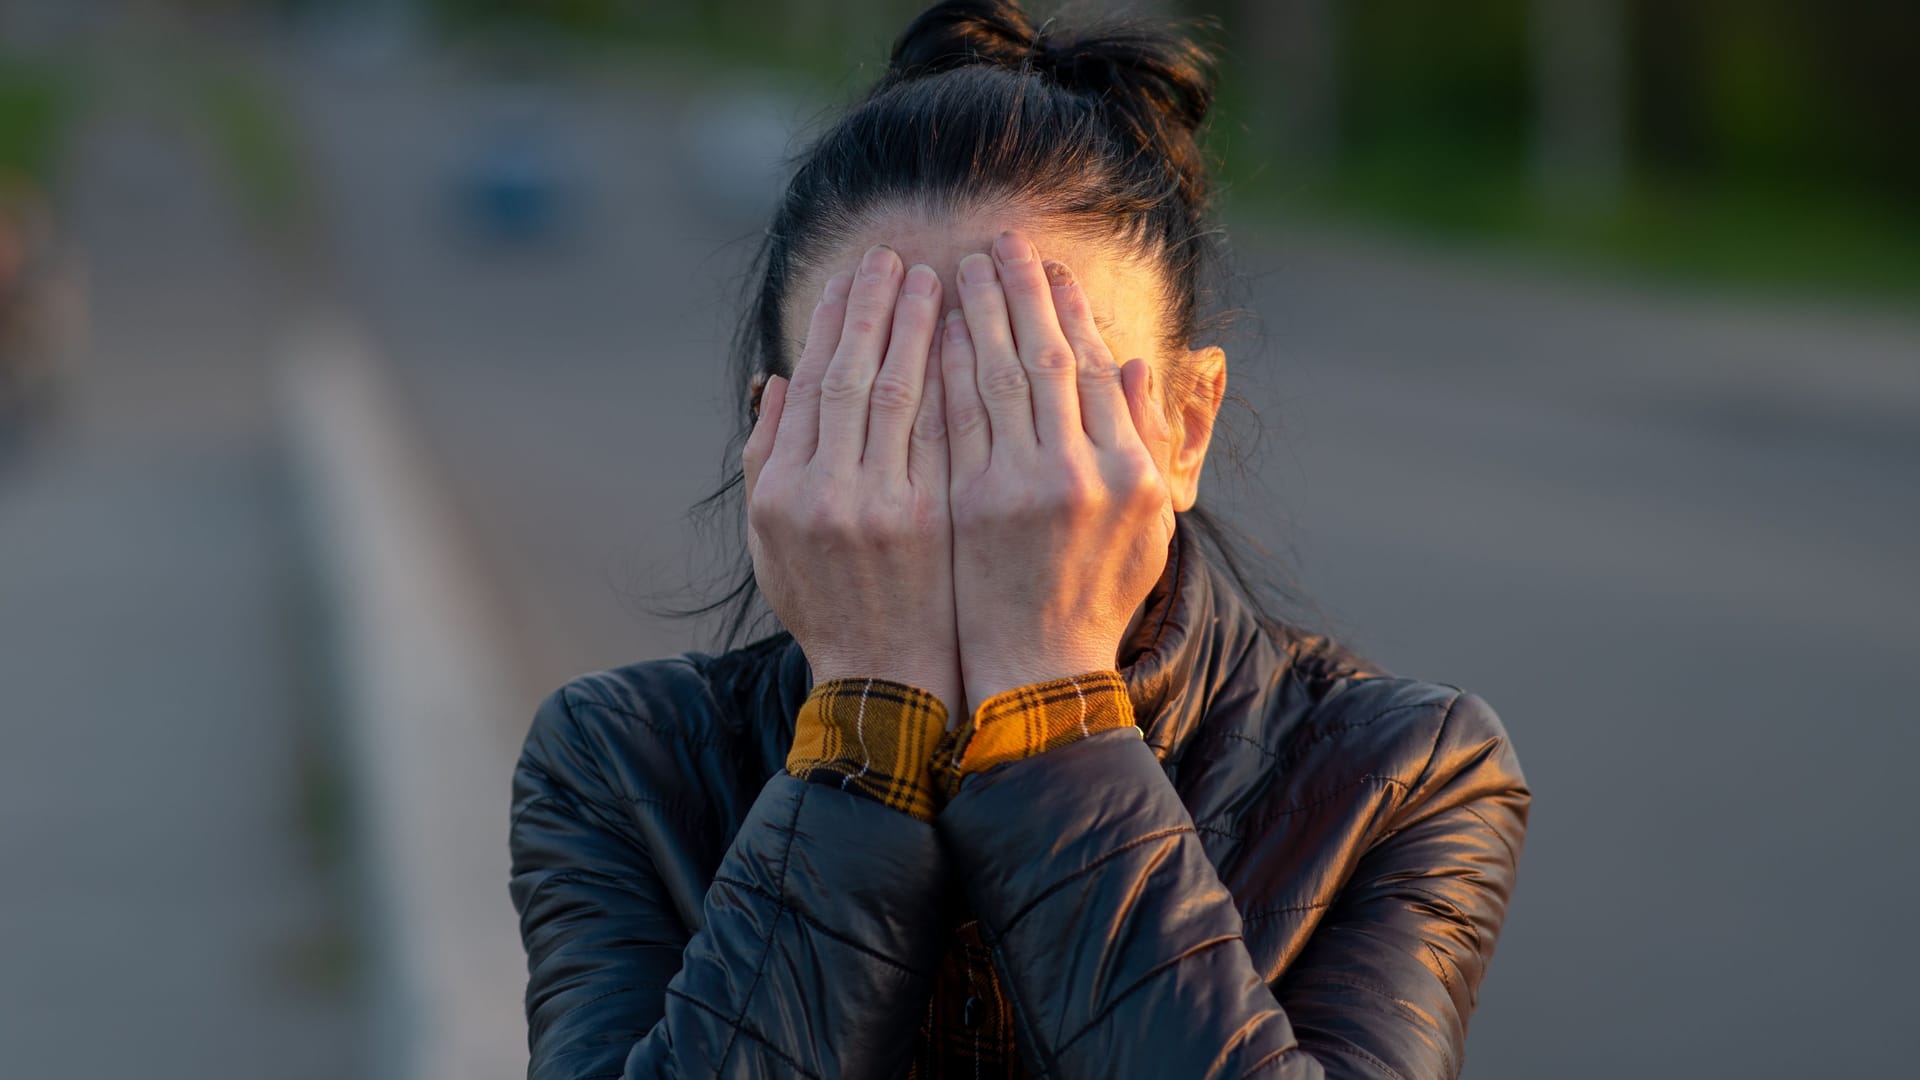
[0,106,359,1075]
[286,48,1918,1078]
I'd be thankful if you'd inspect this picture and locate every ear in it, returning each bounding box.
[1166,345,1226,513]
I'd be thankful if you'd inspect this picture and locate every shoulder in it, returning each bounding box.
[513,633,798,827]
[1186,635,1527,845]
[512,653,732,823]
[1274,671,1530,842]
[522,654,718,760]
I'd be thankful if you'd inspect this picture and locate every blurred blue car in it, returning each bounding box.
[449,90,577,246]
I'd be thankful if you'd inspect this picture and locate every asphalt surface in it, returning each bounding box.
[287,47,1919,1079]
[0,108,360,1077]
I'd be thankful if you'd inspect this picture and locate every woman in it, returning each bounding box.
[508,2,1530,1077]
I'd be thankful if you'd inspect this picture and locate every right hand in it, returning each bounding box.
[741,243,963,718]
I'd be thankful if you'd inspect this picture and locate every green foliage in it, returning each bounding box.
[0,59,74,186]
[182,62,308,236]
[1341,0,1531,162]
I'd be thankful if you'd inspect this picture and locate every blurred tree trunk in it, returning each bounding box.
[1236,0,1339,178]
[1532,0,1626,210]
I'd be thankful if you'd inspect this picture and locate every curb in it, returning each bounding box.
[277,313,531,1080]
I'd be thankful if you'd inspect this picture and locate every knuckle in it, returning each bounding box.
[853,502,898,541]
[817,367,867,403]
[947,400,989,438]
[1051,469,1099,510]
[797,495,846,538]
[1030,345,1077,373]
[1077,362,1123,392]
[746,484,786,528]
[866,375,919,416]
[978,361,1030,400]
[913,403,948,443]
[1124,459,1167,504]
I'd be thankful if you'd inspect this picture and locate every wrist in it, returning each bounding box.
[963,654,1119,709]
[809,661,962,724]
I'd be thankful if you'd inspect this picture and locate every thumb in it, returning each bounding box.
[1122,359,1160,450]
[742,373,789,502]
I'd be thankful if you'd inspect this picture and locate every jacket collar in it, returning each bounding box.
[765,515,1276,769]
[1121,516,1279,764]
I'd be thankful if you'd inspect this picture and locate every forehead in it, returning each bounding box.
[779,205,1166,366]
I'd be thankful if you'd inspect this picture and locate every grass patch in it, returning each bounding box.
[180,61,310,240]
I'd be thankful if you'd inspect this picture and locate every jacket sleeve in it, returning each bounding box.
[509,675,955,1079]
[935,687,1529,1080]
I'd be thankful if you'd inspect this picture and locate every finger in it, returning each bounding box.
[865,263,942,477]
[956,251,1036,458]
[816,244,904,469]
[773,270,853,465]
[910,322,948,491]
[992,231,1081,447]
[742,373,789,502]
[941,308,990,482]
[1044,259,1128,449]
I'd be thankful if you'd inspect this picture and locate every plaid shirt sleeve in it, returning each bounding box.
[786,677,951,821]
[787,669,1139,820]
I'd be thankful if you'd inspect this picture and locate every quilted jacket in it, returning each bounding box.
[508,518,1531,1078]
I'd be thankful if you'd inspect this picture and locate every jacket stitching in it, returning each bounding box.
[1196,774,1410,838]
[518,707,645,834]
[986,939,1054,1080]
[1395,883,1483,958]
[547,984,643,1026]
[1237,1042,1307,1076]
[1460,802,1518,866]
[1298,972,1432,1015]
[713,785,805,1072]
[560,693,735,752]
[614,791,715,824]
[1203,699,1445,770]
[533,867,652,899]
[1308,968,1456,1077]
[1053,934,1243,1060]
[997,825,1197,936]
[664,987,824,1080]
[1241,898,1333,924]
[1424,941,1455,994]
[1300,1039,1410,1080]
[710,874,931,979]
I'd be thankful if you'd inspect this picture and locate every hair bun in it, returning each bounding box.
[888,0,1041,82]
[887,0,1217,142]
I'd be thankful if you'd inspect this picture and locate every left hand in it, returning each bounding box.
[942,230,1177,708]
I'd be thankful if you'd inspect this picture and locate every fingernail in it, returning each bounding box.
[959,252,997,285]
[860,243,898,279]
[1043,260,1074,288]
[903,263,938,297]
[945,309,970,341]
[994,231,1033,264]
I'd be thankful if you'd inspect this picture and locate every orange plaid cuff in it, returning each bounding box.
[931,669,1138,801]
[786,677,950,822]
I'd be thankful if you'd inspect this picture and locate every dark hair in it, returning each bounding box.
[652,0,1322,652]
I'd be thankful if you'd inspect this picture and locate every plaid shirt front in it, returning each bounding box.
[785,668,1142,1077]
